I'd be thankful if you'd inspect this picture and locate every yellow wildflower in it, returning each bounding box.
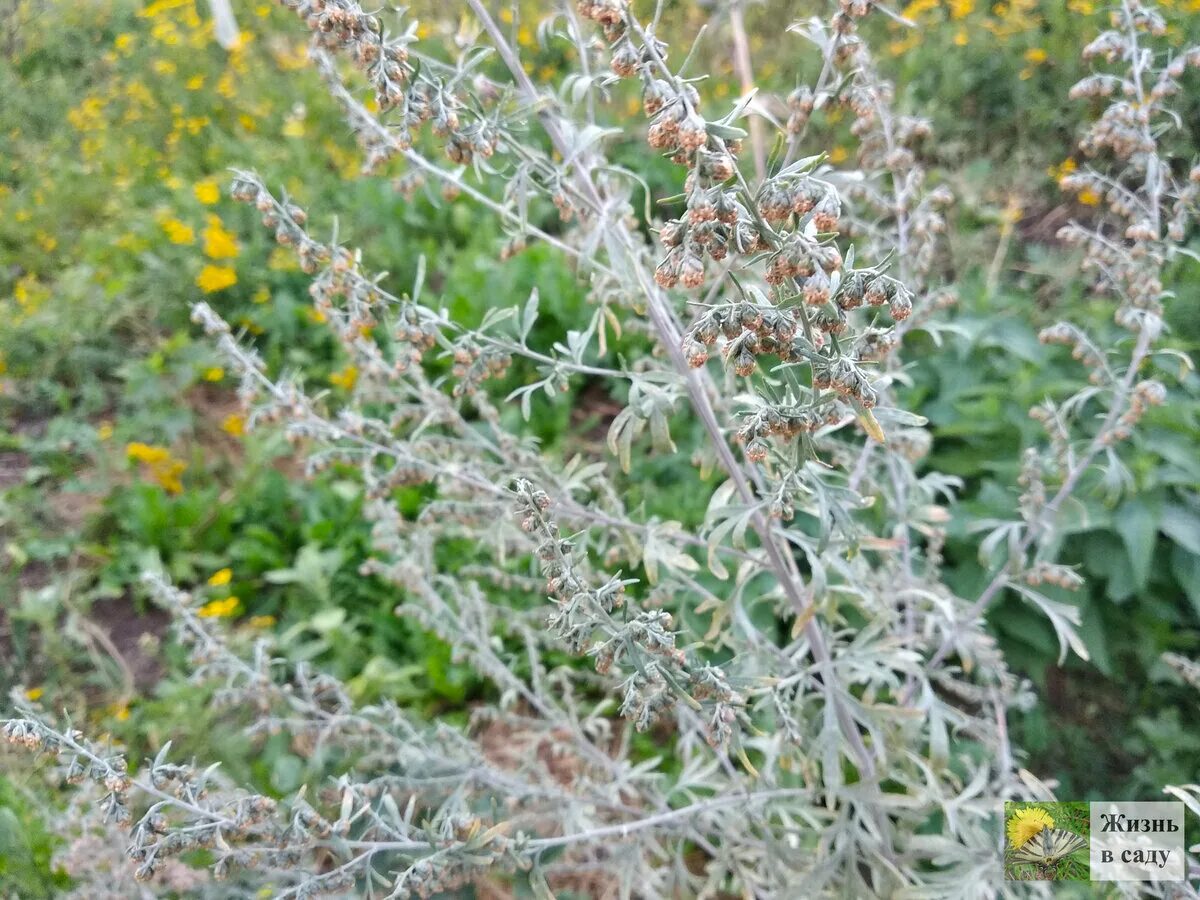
[1078,189,1101,206]
[901,0,938,20]
[161,218,195,244]
[203,216,239,259]
[252,286,271,304]
[186,74,205,90]
[126,443,187,494]
[221,413,246,436]
[207,568,233,587]
[25,687,44,701]
[197,264,238,293]
[152,59,177,75]
[150,460,186,494]
[1024,47,1048,63]
[202,366,225,382]
[1006,807,1054,850]
[140,0,191,18]
[329,365,359,390]
[114,33,135,54]
[108,702,131,722]
[1048,157,1077,183]
[127,442,170,464]
[194,179,220,205]
[97,422,114,441]
[13,274,41,311]
[67,96,107,132]
[198,596,240,618]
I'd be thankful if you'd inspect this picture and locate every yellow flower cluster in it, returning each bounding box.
[194,179,220,204]
[198,596,240,618]
[1049,157,1100,205]
[202,215,239,259]
[207,567,232,586]
[221,413,246,436]
[199,567,241,618]
[161,217,195,245]
[126,442,187,494]
[196,264,237,293]
[329,365,359,390]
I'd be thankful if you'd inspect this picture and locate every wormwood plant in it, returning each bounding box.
[5,0,1200,896]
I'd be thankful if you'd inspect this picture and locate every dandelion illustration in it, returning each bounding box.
[1007,807,1054,849]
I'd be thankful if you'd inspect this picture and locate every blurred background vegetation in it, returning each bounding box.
[0,0,1197,893]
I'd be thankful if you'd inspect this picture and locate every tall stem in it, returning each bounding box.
[465,0,878,782]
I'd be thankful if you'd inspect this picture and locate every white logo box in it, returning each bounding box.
[1090,801,1185,882]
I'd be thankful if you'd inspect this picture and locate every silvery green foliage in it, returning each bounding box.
[927,0,1200,679]
[4,0,1199,896]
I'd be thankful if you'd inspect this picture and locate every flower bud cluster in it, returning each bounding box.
[449,340,513,398]
[758,176,841,233]
[1016,447,1046,522]
[513,479,740,743]
[232,174,517,398]
[4,718,132,824]
[788,4,951,288]
[277,0,498,172]
[837,271,913,321]
[736,404,843,463]
[1038,322,1109,385]
[1022,562,1085,591]
[1028,403,1070,467]
[574,0,918,458]
[1103,378,1166,445]
[682,301,798,372]
[577,0,786,294]
[812,356,878,409]
[1062,3,1200,336]
[394,850,508,899]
